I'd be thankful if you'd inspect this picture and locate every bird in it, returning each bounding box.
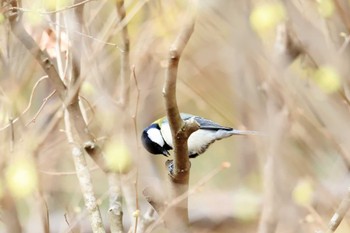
[141,113,260,158]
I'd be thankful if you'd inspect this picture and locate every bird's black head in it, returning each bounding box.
[141,123,172,157]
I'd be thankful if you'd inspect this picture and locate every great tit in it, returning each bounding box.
[141,113,259,158]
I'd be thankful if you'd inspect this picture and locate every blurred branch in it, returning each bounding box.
[64,110,105,233]
[145,162,231,233]
[26,90,56,126]
[65,1,105,232]
[6,0,67,100]
[0,76,55,131]
[6,0,107,231]
[258,20,295,233]
[333,0,350,34]
[326,188,350,233]
[108,173,124,233]
[161,1,198,232]
[115,0,130,107]
[9,0,95,14]
[105,1,133,232]
[6,0,108,171]
[1,191,22,233]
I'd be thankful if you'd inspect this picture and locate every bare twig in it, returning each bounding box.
[64,110,105,233]
[115,0,130,106]
[108,173,124,233]
[6,0,108,171]
[0,76,52,131]
[326,188,350,233]
[6,0,67,100]
[9,0,96,14]
[9,118,14,152]
[258,20,294,233]
[39,165,99,176]
[161,2,197,232]
[26,90,56,126]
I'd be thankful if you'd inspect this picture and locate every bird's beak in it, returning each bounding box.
[162,149,170,157]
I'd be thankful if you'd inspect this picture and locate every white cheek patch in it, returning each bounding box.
[147,128,164,147]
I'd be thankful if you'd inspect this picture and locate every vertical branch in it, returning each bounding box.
[65,1,105,232]
[164,0,197,180]
[116,0,130,107]
[108,173,124,233]
[257,107,288,233]
[106,0,132,232]
[258,21,295,233]
[162,2,198,232]
[64,111,105,233]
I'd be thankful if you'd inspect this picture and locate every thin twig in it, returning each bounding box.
[0,76,51,131]
[39,166,99,176]
[9,118,14,153]
[47,20,122,49]
[326,188,350,233]
[64,110,105,233]
[115,0,130,105]
[9,0,96,14]
[108,173,124,233]
[26,90,56,126]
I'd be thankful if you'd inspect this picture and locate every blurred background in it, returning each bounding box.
[1,0,350,232]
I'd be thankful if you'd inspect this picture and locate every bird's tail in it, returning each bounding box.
[230,129,264,136]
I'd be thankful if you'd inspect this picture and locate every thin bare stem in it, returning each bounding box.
[108,173,124,233]
[26,90,56,126]
[326,188,350,233]
[0,76,51,131]
[64,110,105,233]
[115,0,130,106]
[39,166,99,176]
[9,0,96,14]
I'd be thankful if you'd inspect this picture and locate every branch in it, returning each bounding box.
[108,173,124,233]
[326,188,350,233]
[163,0,197,180]
[115,0,130,107]
[64,111,105,233]
[6,0,107,231]
[161,2,197,232]
[6,0,67,100]
[6,0,109,171]
[0,191,22,233]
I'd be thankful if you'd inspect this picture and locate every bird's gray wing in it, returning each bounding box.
[192,116,233,131]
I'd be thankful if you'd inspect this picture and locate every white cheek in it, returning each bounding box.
[147,128,164,147]
[160,124,173,147]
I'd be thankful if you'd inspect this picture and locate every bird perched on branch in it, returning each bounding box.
[141,113,260,158]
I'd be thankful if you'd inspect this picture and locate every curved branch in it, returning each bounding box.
[163,1,197,180]
[162,2,197,233]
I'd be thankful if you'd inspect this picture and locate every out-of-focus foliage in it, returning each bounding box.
[317,0,335,18]
[313,66,341,93]
[104,138,132,173]
[6,158,38,198]
[250,2,286,36]
[292,178,314,207]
